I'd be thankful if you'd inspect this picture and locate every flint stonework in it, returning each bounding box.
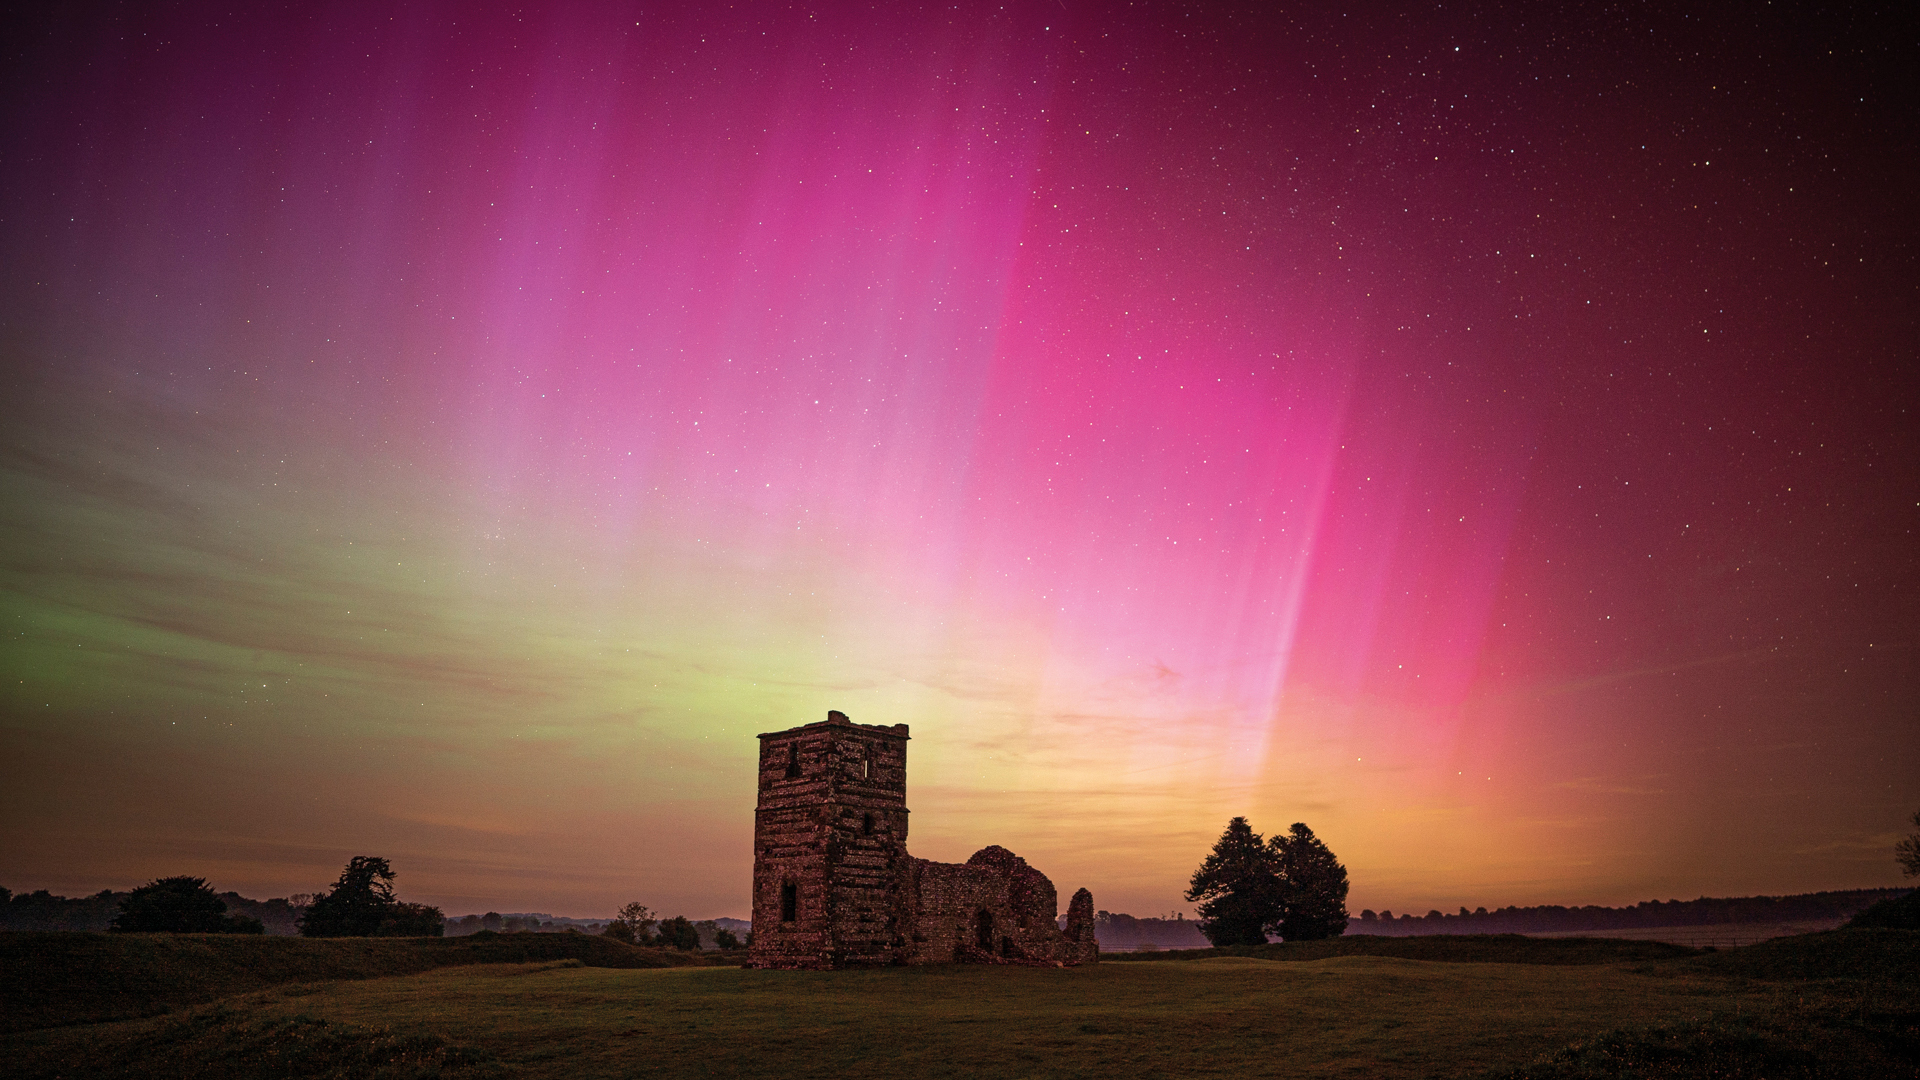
[749,710,1100,969]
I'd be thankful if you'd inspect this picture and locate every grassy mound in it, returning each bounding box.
[5,1005,507,1080]
[1683,927,1920,984]
[1485,1004,1920,1079]
[1482,930,1920,1078]
[1105,933,1699,966]
[0,930,729,1033]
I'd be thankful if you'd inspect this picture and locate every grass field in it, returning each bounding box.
[3,930,1915,1078]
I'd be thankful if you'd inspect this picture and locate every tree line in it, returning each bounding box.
[0,885,306,933]
[439,910,745,948]
[0,855,746,948]
[1350,888,1911,936]
[597,902,743,950]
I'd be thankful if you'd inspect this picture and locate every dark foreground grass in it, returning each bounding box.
[1489,1001,1920,1079]
[7,1004,509,1080]
[5,930,1914,1079]
[0,954,1826,1079]
[0,930,733,1033]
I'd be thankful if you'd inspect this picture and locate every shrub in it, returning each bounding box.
[374,902,446,937]
[655,916,701,951]
[300,857,440,937]
[112,877,263,934]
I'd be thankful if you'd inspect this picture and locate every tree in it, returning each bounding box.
[1269,822,1349,940]
[1898,809,1920,878]
[375,901,445,937]
[1184,817,1281,946]
[655,915,700,950]
[714,927,742,950]
[1845,819,1920,930]
[111,876,263,934]
[300,858,440,937]
[606,902,656,945]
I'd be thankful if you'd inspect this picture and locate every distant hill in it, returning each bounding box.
[1349,888,1909,936]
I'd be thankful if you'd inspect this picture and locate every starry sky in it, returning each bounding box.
[1,1,1914,921]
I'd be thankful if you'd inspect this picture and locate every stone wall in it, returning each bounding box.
[748,711,1098,969]
[899,847,1098,965]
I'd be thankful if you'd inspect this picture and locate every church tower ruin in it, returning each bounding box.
[750,710,911,969]
[750,710,1098,969]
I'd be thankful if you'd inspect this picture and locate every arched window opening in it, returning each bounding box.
[785,741,800,780]
[863,813,875,836]
[781,882,798,923]
[975,910,994,953]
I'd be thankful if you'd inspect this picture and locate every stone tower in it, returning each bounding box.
[749,710,911,969]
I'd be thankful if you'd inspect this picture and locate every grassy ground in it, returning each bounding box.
[3,930,1914,1078]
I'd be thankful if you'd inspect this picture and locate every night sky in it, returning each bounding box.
[2,2,1913,921]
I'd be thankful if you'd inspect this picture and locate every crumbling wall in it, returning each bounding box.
[1062,887,1100,964]
[748,711,1097,969]
[900,846,1089,965]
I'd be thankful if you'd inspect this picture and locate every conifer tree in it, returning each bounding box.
[1185,817,1281,946]
[1271,822,1350,941]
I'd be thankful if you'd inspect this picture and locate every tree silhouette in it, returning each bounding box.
[1898,809,1920,878]
[375,901,445,937]
[1271,822,1349,940]
[603,902,655,945]
[297,857,442,937]
[655,915,700,950]
[1185,817,1281,946]
[111,876,263,934]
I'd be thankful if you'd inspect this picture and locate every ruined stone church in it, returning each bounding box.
[749,710,1100,969]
